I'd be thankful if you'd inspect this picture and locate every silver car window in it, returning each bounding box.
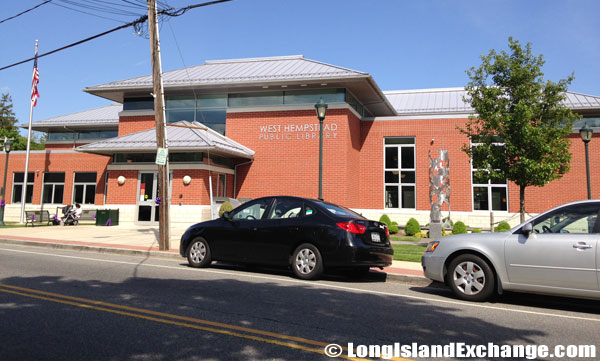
[531,204,600,234]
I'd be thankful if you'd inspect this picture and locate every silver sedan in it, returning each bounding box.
[422,200,600,302]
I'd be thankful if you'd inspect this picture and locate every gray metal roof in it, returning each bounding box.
[86,55,367,90]
[25,103,121,132]
[76,120,254,159]
[384,88,600,116]
[84,55,397,117]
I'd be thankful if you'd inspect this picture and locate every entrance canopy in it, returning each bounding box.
[76,120,254,159]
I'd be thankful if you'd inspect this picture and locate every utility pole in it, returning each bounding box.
[148,0,170,250]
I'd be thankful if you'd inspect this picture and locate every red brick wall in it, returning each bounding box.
[227,108,358,207]
[106,170,138,204]
[0,151,111,205]
[118,116,156,136]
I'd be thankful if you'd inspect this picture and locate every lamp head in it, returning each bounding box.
[314,98,328,121]
[579,122,593,143]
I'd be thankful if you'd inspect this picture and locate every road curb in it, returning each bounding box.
[0,238,434,286]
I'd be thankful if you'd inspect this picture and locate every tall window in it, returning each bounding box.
[73,172,97,205]
[42,172,65,204]
[384,137,416,209]
[471,139,508,211]
[12,172,34,204]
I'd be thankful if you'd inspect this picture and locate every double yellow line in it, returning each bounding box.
[0,283,404,361]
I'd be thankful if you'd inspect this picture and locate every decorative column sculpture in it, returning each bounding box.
[429,149,450,239]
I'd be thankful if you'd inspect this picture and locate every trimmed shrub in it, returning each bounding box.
[452,221,468,234]
[389,221,399,234]
[494,221,511,232]
[379,214,392,227]
[218,201,234,217]
[471,228,482,233]
[405,218,421,236]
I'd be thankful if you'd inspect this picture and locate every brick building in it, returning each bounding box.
[1,55,599,227]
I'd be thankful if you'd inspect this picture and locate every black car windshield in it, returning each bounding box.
[319,202,365,219]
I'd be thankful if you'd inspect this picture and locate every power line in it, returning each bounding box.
[0,0,53,25]
[0,0,232,72]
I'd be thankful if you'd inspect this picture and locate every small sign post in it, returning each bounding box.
[155,147,168,166]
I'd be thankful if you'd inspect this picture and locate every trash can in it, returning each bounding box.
[96,209,119,226]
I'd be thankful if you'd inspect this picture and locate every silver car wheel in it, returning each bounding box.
[189,241,206,264]
[295,248,316,275]
[452,261,486,295]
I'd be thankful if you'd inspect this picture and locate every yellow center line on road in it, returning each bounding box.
[0,283,411,361]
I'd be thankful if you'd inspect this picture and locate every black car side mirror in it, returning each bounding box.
[222,211,232,221]
[521,223,533,236]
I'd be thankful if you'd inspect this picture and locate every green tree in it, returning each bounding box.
[460,38,579,222]
[0,93,45,150]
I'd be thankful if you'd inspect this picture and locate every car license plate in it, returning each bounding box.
[371,232,381,242]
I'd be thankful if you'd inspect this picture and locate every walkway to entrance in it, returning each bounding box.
[0,223,188,252]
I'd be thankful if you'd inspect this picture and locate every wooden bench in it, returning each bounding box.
[25,210,52,227]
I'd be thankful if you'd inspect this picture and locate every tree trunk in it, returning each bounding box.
[519,185,526,223]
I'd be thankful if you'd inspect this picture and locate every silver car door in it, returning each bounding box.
[505,203,599,291]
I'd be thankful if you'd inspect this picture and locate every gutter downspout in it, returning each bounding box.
[234,159,253,199]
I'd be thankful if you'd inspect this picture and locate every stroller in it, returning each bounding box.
[61,205,79,226]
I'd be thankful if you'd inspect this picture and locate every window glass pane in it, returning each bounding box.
[84,184,96,204]
[44,172,65,183]
[197,94,227,108]
[401,147,415,168]
[473,187,489,210]
[53,185,64,204]
[74,184,84,204]
[284,89,345,105]
[490,175,507,185]
[532,205,599,234]
[472,171,489,185]
[304,205,315,216]
[170,152,204,163]
[228,92,283,107]
[166,96,195,109]
[385,147,398,169]
[232,199,270,220]
[42,184,53,203]
[166,109,195,123]
[401,171,415,183]
[268,198,303,219]
[491,187,507,211]
[385,137,415,145]
[48,132,76,141]
[401,186,415,208]
[12,184,22,203]
[14,172,34,183]
[77,130,118,140]
[385,171,399,183]
[123,97,154,111]
[196,109,226,133]
[75,172,97,183]
[385,186,399,208]
[319,202,364,219]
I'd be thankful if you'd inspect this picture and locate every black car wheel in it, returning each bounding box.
[291,243,323,280]
[446,254,495,302]
[186,237,212,268]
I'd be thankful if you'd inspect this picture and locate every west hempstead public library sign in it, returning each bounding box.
[258,123,338,141]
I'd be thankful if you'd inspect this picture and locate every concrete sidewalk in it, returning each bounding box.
[0,224,428,285]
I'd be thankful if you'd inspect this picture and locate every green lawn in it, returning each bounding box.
[389,235,420,242]
[392,244,428,262]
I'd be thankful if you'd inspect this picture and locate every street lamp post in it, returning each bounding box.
[0,137,14,226]
[315,99,328,200]
[579,122,593,200]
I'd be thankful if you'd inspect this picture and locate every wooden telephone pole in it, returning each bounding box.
[148,0,170,250]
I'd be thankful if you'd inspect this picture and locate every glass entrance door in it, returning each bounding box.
[137,172,159,224]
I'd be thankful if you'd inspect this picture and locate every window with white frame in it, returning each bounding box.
[73,172,97,205]
[384,137,416,209]
[12,172,34,203]
[42,172,65,204]
[471,139,508,211]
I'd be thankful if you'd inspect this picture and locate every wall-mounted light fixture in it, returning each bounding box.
[117,176,126,185]
[183,175,192,185]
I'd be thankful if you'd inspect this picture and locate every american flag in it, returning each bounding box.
[31,50,39,107]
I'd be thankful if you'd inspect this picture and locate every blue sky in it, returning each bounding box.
[1,0,599,128]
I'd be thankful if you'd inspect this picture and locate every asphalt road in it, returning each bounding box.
[0,243,599,361]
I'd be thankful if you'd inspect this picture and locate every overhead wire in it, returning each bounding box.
[0,0,232,72]
[0,0,54,25]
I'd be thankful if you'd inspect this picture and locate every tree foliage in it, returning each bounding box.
[0,93,45,150]
[459,38,579,222]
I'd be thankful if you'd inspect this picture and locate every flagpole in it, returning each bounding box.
[20,40,38,224]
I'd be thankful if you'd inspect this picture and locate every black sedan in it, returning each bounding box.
[179,196,393,279]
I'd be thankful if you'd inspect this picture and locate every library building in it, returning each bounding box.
[1,55,598,227]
